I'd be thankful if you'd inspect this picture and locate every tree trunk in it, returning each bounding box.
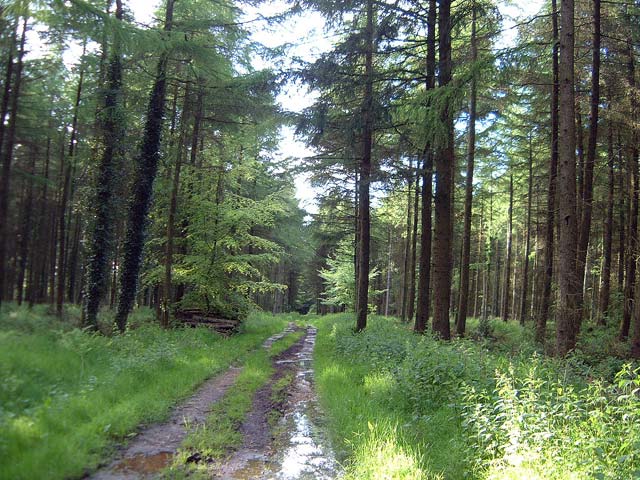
[597,120,614,324]
[56,57,85,317]
[83,0,125,328]
[115,0,175,332]
[473,203,484,318]
[0,17,25,304]
[536,0,559,344]
[414,0,436,334]
[621,41,638,342]
[16,148,36,305]
[576,0,600,323]
[432,0,453,340]
[628,53,640,357]
[407,168,420,322]
[455,4,477,337]
[492,237,501,317]
[520,136,534,325]
[401,157,414,321]
[618,133,625,290]
[355,0,374,332]
[556,0,580,356]
[502,174,513,321]
[162,83,191,327]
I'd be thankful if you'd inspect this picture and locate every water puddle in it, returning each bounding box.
[223,326,341,480]
[113,452,173,475]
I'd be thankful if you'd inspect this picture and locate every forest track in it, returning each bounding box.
[211,325,341,480]
[86,324,298,480]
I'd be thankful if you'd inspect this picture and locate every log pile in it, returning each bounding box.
[175,309,241,335]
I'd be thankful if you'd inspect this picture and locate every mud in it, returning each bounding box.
[213,326,341,480]
[87,326,297,480]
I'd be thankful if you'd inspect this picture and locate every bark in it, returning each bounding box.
[401,158,414,322]
[556,0,580,356]
[576,0,600,320]
[0,17,25,304]
[628,57,640,357]
[473,203,484,318]
[115,0,175,332]
[576,103,584,223]
[162,83,191,327]
[16,147,36,305]
[355,0,374,332]
[384,228,392,316]
[618,134,625,290]
[501,174,513,321]
[597,120,614,325]
[407,169,420,322]
[414,0,436,334]
[67,214,82,303]
[492,237,501,317]
[520,136,534,325]
[83,0,125,328]
[621,42,638,342]
[536,0,559,344]
[432,0,454,340]
[455,4,477,337]
[56,57,84,317]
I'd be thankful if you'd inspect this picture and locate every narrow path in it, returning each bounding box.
[214,325,341,479]
[87,325,297,480]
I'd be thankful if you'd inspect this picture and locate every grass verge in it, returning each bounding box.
[0,305,293,480]
[312,313,640,480]
[312,313,464,479]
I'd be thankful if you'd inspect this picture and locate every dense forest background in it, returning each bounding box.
[0,0,639,356]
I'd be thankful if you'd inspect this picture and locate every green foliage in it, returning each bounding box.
[313,314,468,479]
[461,361,640,480]
[314,313,640,479]
[319,238,382,311]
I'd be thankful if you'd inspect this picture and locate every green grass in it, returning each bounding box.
[312,313,640,480]
[0,305,292,480]
[312,313,466,479]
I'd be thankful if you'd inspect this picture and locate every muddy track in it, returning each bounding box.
[86,324,298,480]
[212,325,340,480]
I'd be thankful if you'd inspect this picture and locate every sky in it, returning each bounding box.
[29,0,545,215]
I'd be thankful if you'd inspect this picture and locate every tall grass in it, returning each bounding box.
[0,305,290,480]
[312,313,640,480]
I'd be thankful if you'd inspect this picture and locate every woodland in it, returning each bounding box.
[1,0,640,479]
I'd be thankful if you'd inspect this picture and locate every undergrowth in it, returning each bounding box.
[0,305,291,480]
[313,313,640,479]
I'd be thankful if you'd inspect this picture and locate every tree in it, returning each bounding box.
[431,0,454,340]
[115,0,175,332]
[83,0,126,329]
[556,0,580,356]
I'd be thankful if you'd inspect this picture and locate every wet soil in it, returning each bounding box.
[213,326,341,480]
[87,326,298,480]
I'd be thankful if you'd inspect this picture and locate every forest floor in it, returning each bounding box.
[3,306,638,479]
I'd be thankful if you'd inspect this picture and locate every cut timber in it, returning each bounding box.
[175,309,242,335]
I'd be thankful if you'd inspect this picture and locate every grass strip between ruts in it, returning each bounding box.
[170,328,305,477]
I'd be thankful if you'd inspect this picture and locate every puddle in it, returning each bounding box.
[222,326,341,480]
[114,452,173,475]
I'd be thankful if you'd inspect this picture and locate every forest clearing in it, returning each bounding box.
[1,0,639,478]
